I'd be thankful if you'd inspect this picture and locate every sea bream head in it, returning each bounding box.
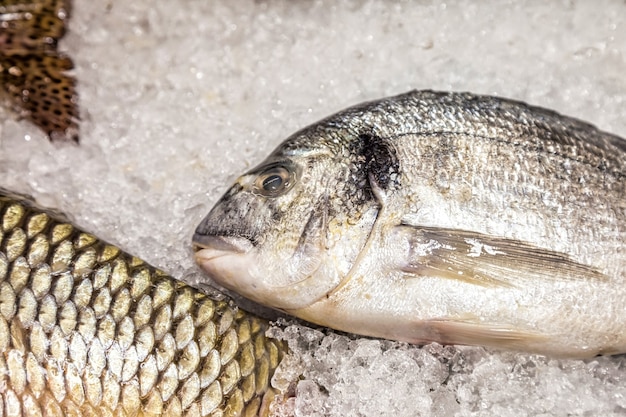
[194,90,626,357]
[193,110,400,311]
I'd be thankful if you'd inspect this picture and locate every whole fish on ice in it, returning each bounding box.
[193,90,625,358]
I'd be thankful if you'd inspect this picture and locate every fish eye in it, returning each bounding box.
[253,164,295,197]
[262,174,284,191]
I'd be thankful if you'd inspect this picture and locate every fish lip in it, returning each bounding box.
[192,234,253,255]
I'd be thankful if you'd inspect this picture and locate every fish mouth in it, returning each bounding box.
[192,234,254,256]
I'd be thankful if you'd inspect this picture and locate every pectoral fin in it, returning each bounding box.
[393,224,606,288]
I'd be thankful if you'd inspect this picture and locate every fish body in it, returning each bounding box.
[0,0,79,141]
[194,90,626,358]
[0,190,285,416]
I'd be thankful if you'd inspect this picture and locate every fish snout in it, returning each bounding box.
[192,234,253,255]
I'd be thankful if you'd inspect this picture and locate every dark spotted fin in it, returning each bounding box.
[392,224,607,288]
[0,0,72,54]
[0,0,79,142]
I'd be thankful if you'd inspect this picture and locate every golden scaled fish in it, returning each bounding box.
[193,90,626,358]
[0,0,79,141]
[0,190,286,416]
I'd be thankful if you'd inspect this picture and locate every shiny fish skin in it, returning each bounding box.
[0,191,285,416]
[194,90,625,358]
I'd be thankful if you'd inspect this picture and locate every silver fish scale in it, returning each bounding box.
[0,193,286,417]
[283,91,625,178]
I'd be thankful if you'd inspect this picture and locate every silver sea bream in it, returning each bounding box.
[193,90,625,358]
